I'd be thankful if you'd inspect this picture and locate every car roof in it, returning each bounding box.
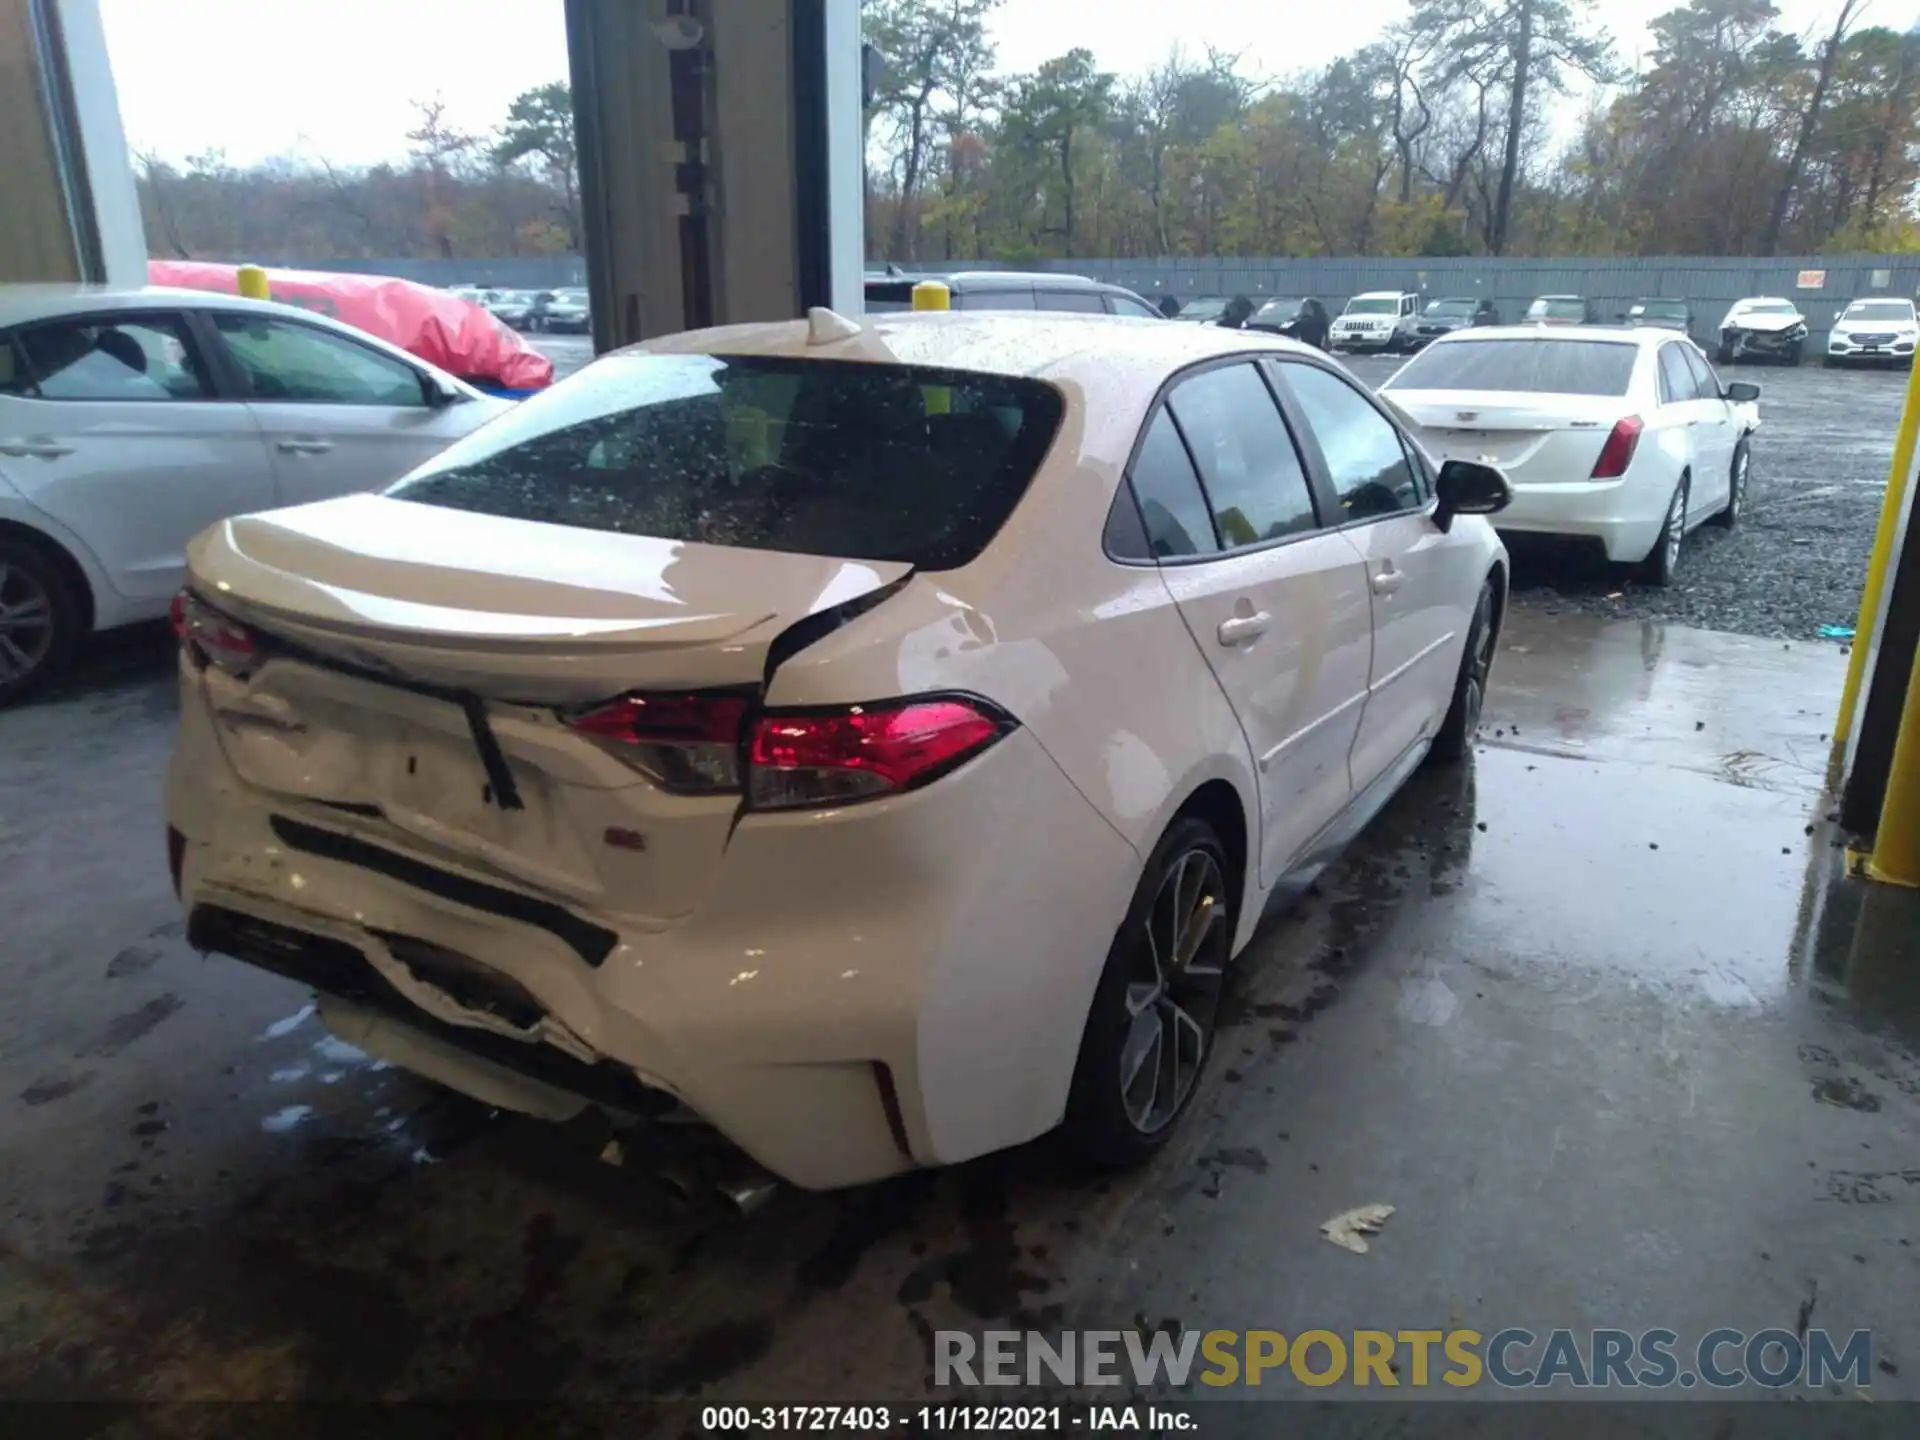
[617,310,1323,385]
[1532,294,1586,301]
[1730,296,1797,306]
[0,283,338,330]
[869,271,1107,290]
[1426,324,1665,347]
[1351,290,1411,299]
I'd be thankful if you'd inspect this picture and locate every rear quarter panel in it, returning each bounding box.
[764,369,1263,948]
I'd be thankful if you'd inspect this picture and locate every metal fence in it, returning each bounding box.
[252,252,1920,345]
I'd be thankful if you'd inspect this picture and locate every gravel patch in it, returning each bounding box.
[1346,353,1911,641]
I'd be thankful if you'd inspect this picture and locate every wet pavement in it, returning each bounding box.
[1,608,1917,1418]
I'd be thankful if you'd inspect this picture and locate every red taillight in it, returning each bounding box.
[747,698,1008,810]
[1590,415,1644,480]
[566,692,751,793]
[171,588,260,677]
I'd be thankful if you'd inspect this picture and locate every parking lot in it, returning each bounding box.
[1,334,1916,1414]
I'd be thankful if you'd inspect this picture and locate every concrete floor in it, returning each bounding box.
[1,603,1916,1417]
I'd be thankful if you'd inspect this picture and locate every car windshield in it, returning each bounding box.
[1386,338,1638,397]
[1845,301,1913,321]
[1255,299,1301,319]
[1345,298,1399,315]
[1632,301,1686,319]
[1531,299,1587,320]
[1738,302,1798,315]
[387,354,1064,570]
[1425,300,1475,316]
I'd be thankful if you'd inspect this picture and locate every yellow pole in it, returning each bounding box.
[911,280,950,311]
[235,264,270,301]
[1832,355,1920,782]
[1865,639,1920,887]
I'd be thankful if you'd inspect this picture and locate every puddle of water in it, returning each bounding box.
[313,1035,369,1066]
[261,1105,314,1134]
[269,1066,309,1084]
[258,1004,316,1042]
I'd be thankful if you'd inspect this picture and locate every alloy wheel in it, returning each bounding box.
[1119,848,1227,1134]
[0,562,54,684]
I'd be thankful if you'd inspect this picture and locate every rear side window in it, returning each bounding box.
[1657,345,1698,404]
[1389,339,1638,397]
[388,354,1065,571]
[1039,291,1105,314]
[6,315,210,401]
[214,314,426,406]
[1123,410,1218,558]
[1166,363,1319,548]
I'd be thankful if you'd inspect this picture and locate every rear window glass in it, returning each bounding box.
[1388,339,1638,396]
[387,354,1064,571]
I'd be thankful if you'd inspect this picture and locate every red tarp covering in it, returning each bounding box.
[147,260,554,392]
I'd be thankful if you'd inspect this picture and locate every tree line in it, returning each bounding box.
[865,0,1920,260]
[136,85,580,264]
[131,0,1920,266]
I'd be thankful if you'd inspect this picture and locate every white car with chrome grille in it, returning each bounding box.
[167,310,1511,1189]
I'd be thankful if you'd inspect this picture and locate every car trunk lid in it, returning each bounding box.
[185,493,910,920]
[1382,390,1624,477]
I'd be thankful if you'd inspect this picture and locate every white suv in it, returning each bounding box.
[1826,298,1918,368]
[1332,292,1419,353]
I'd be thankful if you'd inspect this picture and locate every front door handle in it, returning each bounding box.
[1371,568,1406,597]
[276,438,334,455]
[1217,612,1270,646]
[0,437,74,459]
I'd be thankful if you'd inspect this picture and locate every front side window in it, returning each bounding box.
[389,353,1064,571]
[1281,363,1421,521]
[214,314,426,406]
[1681,346,1721,400]
[1108,293,1162,318]
[6,315,209,402]
[1165,363,1319,548]
[955,289,1036,311]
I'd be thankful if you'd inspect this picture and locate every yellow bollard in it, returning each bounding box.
[911,280,951,311]
[235,264,270,302]
[1865,638,1920,887]
[1832,354,1920,782]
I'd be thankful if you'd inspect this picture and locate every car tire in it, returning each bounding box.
[1062,815,1232,1169]
[1641,473,1690,588]
[0,535,83,708]
[1430,579,1497,764]
[1711,439,1749,528]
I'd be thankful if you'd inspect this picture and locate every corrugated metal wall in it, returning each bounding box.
[256,251,1920,344]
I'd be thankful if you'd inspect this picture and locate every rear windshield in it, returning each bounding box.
[1255,299,1302,319]
[1386,339,1638,396]
[1845,301,1914,321]
[387,354,1065,570]
[1345,297,1398,315]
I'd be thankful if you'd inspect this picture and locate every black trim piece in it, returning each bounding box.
[268,816,618,968]
[790,0,833,315]
[1842,500,1920,836]
[761,572,913,688]
[187,906,672,1117]
[459,691,525,811]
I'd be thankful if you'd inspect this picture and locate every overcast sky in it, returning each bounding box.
[100,0,1911,168]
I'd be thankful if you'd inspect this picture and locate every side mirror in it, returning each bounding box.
[423,374,462,409]
[1725,381,1760,403]
[1434,458,1512,533]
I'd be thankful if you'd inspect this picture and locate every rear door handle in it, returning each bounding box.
[0,438,74,459]
[1217,613,1270,646]
[276,438,334,455]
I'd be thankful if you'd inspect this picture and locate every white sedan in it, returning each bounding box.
[0,286,512,703]
[1379,326,1759,586]
[165,311,1511,1190]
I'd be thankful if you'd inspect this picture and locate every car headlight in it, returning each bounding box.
[1792,324,1808,338]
